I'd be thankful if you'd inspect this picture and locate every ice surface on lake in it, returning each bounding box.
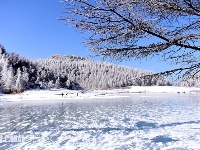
[0,94,200,149]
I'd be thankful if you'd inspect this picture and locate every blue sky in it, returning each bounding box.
[0,0,173,73]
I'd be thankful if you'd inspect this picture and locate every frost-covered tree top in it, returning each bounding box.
[60,0,200,79]
[0,44,6,54]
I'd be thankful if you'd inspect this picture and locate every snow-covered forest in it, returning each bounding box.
[0,44,173,94]
[178,77,200,87]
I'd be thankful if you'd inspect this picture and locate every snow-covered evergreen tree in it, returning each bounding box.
[2,65,15,93]
[15,68,23,92]
[0,44,6,55]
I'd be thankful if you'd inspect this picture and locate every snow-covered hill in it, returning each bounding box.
[0,45,172,94]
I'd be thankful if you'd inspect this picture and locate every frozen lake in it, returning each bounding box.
[0,93,200,149]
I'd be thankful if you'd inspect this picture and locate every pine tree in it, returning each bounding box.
[15,68,23,93]
[55,77,61,88]
[2,64,15,93]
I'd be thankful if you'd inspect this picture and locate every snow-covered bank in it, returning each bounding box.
[0,89,129,102]
[126,86,200,93]
[0,86,200,102]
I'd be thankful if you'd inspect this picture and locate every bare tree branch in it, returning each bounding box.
[60,0,200,79]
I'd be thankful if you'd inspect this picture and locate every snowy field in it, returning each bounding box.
[0,93,200,149]
[0,86,200,102]
[0,86,200,149]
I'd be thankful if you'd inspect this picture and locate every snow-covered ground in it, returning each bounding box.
[127,86,200,93]
[0,86,200,102]
[0,93,199,149]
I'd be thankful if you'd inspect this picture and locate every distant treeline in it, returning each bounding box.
[0,44,173,94]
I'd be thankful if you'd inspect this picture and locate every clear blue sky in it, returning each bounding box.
[0,0,173,73]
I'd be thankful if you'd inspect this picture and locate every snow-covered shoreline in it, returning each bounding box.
[0,86,200,102]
